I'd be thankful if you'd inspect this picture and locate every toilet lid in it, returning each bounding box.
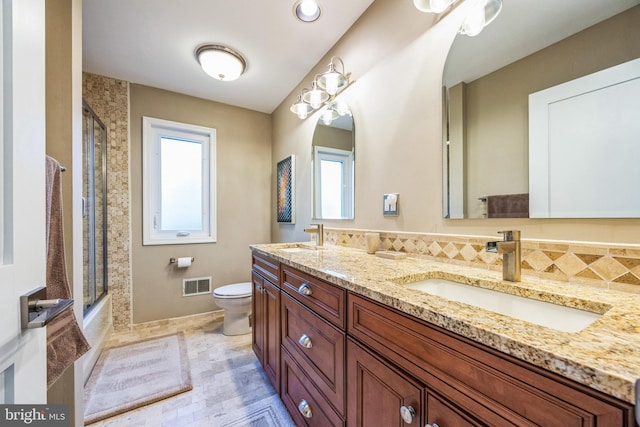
[214,282,252,298]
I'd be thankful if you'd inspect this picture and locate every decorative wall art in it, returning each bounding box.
[276,155,295,223]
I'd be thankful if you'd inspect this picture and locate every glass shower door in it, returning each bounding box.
[83,102,107,313]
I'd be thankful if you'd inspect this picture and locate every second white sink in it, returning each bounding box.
[405,278,603,333]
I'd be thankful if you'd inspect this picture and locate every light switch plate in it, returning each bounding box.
[383,193,399,216]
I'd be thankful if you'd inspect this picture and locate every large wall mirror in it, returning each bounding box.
[442,0,640,219]
[312,101,355,220]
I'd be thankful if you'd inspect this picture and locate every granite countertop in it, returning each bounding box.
[250,242,640,404]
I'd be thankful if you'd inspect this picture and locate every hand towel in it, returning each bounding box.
[45,155,90,388]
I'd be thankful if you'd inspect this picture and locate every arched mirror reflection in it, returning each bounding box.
[312,101,355,220]
[442,0,640,219]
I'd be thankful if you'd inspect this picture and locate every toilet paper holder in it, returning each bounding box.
[169,257,195,264]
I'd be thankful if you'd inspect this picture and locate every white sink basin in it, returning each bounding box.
[405,278,602,333]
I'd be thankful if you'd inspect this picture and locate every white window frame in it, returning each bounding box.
[312,146,354,219]
[143,116,216,245]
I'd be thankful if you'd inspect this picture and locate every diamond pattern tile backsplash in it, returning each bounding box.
[325,228,640,294]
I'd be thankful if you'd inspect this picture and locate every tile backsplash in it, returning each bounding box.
[325,228,640,294]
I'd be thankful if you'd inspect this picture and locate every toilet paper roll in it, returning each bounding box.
[177,257,192,268]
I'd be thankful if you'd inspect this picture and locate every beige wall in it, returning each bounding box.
[129,84,272,323]
[312,125,353,151]
[461,6,640,218]
[272,0,640,245]
[46,0,84,423]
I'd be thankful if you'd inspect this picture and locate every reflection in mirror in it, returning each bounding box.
[312,101,354,220]
[442,0,640,219]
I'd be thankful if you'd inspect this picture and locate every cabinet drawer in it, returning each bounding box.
[281,348,344,427]
[281,292,345,416]
[348,293,632,426]
[252,252,279,284]
[282,266,346,329]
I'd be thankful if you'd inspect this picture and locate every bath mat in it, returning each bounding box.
[84,332,192,424]
[215,394,294,427]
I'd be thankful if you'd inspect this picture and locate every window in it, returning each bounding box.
[313,146,354,219]
[143,117,216,245]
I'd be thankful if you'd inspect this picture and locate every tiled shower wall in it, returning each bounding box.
[83,73,132,331]
[326,228,640,294]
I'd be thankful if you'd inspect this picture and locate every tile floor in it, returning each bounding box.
[86,312,295,427]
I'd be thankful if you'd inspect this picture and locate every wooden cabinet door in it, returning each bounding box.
[251,271,265,364]
[251,271,281,393]
[425,391,490,427]
[347,338,422,427]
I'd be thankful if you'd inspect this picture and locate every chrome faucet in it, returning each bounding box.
[486,230,521,282]
[303,223,324,246]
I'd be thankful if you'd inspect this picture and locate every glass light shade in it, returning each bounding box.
[317,71,347,96]
[413,0,454,13]
[294,0,321,23]
[290,96,313,119]
[321,108,339,125]
[459,0,502,37]
[196,45,246,81]
[302,81,329,109]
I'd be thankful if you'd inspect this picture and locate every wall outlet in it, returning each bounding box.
[383,193,399,216]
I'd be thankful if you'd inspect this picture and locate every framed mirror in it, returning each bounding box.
[312,101,355,220]
[442,0,640,219]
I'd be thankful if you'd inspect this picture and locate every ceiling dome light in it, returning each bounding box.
[294,0,321,23]
[459,0,502,37]
[413,0,455,13]
[196,45,246,81]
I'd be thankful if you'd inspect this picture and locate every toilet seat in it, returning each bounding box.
[213,282,252,299]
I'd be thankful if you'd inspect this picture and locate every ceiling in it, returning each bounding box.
[82,0,374,114]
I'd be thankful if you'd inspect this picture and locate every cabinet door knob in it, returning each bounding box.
[298,399,313,418]
[298,283,313,296]
[425,424,439,427]
[400,405,416,424]
[298,333,313,348]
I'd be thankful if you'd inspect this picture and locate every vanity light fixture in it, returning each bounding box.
[290,56,352,120]
[294,0,321,23]
[413,0,455,13]
[290,93,313,119]
[195,44,247,81]
[317,57,348,96]
[459,0,502,37]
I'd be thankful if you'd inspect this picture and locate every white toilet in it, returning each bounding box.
[213,282,252,336]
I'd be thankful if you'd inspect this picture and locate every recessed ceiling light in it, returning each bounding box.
[195,45,247,81]
[294,0,321,23]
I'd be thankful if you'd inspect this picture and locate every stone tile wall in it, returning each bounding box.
[83,73,132,331]
[325,228,640,294]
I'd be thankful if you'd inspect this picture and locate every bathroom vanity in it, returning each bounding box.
[250,244,638,426]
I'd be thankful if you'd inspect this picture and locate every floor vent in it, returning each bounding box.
[183,277,211,297]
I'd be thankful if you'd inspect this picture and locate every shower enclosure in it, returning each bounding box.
[82,101,107,313]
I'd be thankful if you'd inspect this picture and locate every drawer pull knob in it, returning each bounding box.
[298,334,313,348]
[298,399,313,418]
[298,283,313,296]
[426,424,439,427]
[400,405,416,424]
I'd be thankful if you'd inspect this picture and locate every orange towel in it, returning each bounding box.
[45,156,90,387]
